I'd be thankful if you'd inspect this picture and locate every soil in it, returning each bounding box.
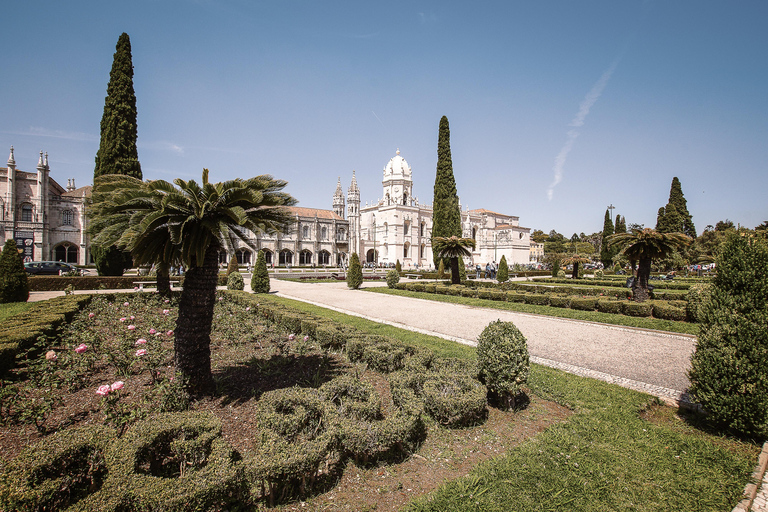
[0,298,571,511]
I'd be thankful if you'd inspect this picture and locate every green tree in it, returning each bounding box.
[530,229,547,243]
[395,259,402,273]
[433,236,476,285]
[93,33,142,277]
[615,215,626,234]
[251,250,270,293]
[437,259,446,279]
[608,228,691,302]
[226,257,239,276]
[0,239,29,303]
[667,177,696,238]
[431,116,462,265]
[88,170,296,394]
[599,209,615,268]
[563,255,590,279]
[497,255,509,282]
[347,252,363,289]
[688,234,768,438]
[656,203,683,234]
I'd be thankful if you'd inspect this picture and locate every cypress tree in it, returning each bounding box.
[497,255,509,282]
[251,250,270,293]
[668,177,696,238]
[599,209,614,268]
[657,203,684,234]
[93,32,142,276]
[689,234,768,438]
[347,253,363,289]
[0,239,29,303]
[431,116,462,265]
[94,33,142,179]
[615,215,626,234]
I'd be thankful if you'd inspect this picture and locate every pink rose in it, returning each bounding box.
[128,325,136,330]
[130,316,135,320]
[135,349,147,357]
[303,335,309,342]
[45,350,57,361]
[133,286,139,291]
[110,381,124,391]
[88,312,95,318]
[162,309,170,315]
[218,297,223,301]
[123,302,130,307]
[96,384,110,396]
[166,330,174,336]
[149,328,157,335]
[288,334,296,341]
[164,299,170,304]
[245,306,251,311]
[120,317,127,322]
[75,343,87,353]
[135,338,147,345]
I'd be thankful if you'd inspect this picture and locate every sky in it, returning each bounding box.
[2,0,767,237]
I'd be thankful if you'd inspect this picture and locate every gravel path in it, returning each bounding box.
[272,279,696,404]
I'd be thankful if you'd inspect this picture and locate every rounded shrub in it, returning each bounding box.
[497,255,509,282]
[226,258,239,276]
[227,271,244,290]
[557,269,565,278]
[346,253,363,289]
[548,295,570,308]
[570,297,598,311]
[594,269,604,279]
[689,234,768,438]
[621,302,652,317]
[476,320,529,408]
[597,299,623,314]
[422,371,487,427]
[320,375,381,421]
[0,239,29,303]
[386,269,400,289]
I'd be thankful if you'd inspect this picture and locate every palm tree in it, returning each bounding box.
[88,170,296,393]
[562,255,590,279]
[607,228,691,302]
[432,236,476,285]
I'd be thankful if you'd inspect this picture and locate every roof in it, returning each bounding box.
[287,206,344,221]
[467,208,517,218]
[62,185,92,198]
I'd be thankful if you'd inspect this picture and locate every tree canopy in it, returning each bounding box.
[431,116,462,264]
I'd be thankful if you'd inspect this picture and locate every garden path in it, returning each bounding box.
[270,279,696,405]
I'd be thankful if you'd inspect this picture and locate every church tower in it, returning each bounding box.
[332,177,345,219]
[382,149,413,206]
[347,171,361,256]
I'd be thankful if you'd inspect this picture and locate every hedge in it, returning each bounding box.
[548,295,571,308]
[622,302,653,317]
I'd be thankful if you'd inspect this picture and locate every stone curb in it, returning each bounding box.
[732,441,768,512]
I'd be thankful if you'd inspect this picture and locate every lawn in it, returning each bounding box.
[0,292,758,511]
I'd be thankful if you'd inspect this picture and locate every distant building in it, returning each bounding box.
[529,242,544,263]
[1,147,90,264]
[0,147,531,269]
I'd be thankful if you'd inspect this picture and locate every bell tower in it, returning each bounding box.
[382,149,412,206]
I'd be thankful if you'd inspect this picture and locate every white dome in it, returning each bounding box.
[383,149,411,179]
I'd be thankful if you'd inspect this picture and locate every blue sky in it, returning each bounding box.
[3,1,767,236]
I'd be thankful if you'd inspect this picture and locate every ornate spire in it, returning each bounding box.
[7,146,15,167]
[37,150,45,170]
[44,152,49,169]
[334,177,343,197]
[348,170,360,196]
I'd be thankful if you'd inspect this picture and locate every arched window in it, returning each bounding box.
[62,209,74,226]
[236,249,252,265]
[54,243,78,263]
[403,192,408,205]
[263,250,273,265]
[279,249,293,265]
[337,252,347,266]
[321,227,328,240]
[21,204,33,222]
[302,225,309,239]
[403,222,409,236]
[403,242,410,258]
[318,250,331,265]
[337,228,346,241]
[218,251,228,264]
[299,250,312,265]
[420,244,425,259]
[420,222,425,237]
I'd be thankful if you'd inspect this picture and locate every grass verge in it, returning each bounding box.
[365,287,699,335]
[267,294,758,512]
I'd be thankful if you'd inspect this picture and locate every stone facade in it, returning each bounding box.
[0,148,90,264]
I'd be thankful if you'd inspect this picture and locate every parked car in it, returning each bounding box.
[24,261,82,275]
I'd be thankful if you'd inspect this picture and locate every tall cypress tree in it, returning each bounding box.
[599,209,614,268]
[667,177,696,238]
[615,215,626,234]
[95,33,142,179]
[657,203,683,234]
[0,239,29,303]
[93,33,141,276]
[431,116,462,265]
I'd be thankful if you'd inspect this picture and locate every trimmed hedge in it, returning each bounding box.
[548,295,571,308]
[622,302,653,317]
[523,294,549,306]
[570,297,598,311]
[597,300,624,314]
[651,301,687,321]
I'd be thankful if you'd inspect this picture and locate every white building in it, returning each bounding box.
[1,147,90,264]
[0,147,530,270]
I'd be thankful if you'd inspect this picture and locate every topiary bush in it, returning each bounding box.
[651,301,687,321]
[476,320,530,409]
[346,253,363,289]
[557,269,565,278]
[506,291,526,303]
[386,269,400,289]
[0,425,115,512]
[251,250,270,294]
[621,301,652,317]
[549,295,570,308]
[523,293,549,306]
[395,260,402,273]
[421,371,487,427]
[227,257,239,276]
[570,297,598,311]
[597,299,623,314]
[227,271,244,290]
[594,269,604,279]
[689,234,768,438]
[0,239,29,303]
[497,255,509,282]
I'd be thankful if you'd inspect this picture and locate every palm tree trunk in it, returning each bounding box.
[450,257,460,285]
[156,261,171,297]
[633,257,651,302]
[174,244,219,394]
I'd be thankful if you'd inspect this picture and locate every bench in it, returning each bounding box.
[133,280,180,290]
[404,274,422,279]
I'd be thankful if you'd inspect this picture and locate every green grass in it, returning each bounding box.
[0,302,34,323]
[366,287,699,335]
[267,295,758,512]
